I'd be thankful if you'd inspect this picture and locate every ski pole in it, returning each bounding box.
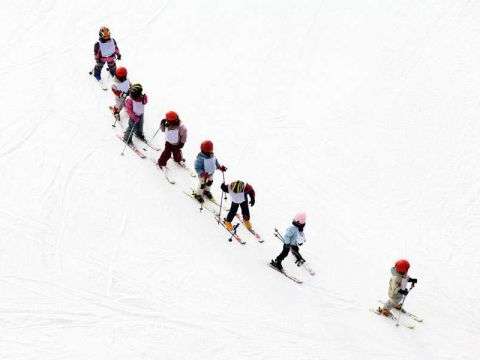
[112,113,120,128]
[121,125,136,156]
[396,283,415,327]
[222,172,228,200]
[274,228,284,241]
[218,172,226,224]
[149,120,162,143]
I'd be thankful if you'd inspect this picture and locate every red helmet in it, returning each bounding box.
[165,111,179,122]
[115,67,127,78]
[394,259,410,274]
[200,140,213,153]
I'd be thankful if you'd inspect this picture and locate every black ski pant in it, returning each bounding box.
[94,58,116,79]
[226,201,250,222]
[275,244,302,264]
[124,115,145,143]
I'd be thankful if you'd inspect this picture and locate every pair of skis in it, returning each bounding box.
[116,134,146,158]
[268,261,303,284]
[206,196,263,243]
[371,301,423,330]
[377,301,423,323]
[183,190,246,244]
[156,161,197,185]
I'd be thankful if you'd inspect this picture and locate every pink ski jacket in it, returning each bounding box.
[125,95,148,123]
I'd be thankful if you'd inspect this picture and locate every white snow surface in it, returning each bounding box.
[1,1,480,359]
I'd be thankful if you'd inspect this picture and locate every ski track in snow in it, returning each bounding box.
[1,1,480,359]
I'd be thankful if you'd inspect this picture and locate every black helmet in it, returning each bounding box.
[231,181,245,193]
[129,83,143,98]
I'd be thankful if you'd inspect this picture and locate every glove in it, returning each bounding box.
[249,197,255,207]
[408,278,417,284]
[117,53,122,60]
[219,165,227,172]
[161,119,167,127]
[398,289,409,296]
[200,171,209,179]
[220,183,228,193]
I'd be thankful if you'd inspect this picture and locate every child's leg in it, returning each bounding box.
[124,119,135,143]
[172,146,183,162]
[113,96,125,113]
[134,115,145,139]
[291,245,304,262]
[203,176,213,194]
[158,143,173,167]
[385,296,402,310]
[240,201,250,221]
[226,203,239,222]
[94,59,105,80]
[196,177,207,194]
[275,244,291,264]
[107,60,116,76]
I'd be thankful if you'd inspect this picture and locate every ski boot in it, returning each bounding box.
[378,307,392,317]
[244,220,252,230]
[136,134,147,142]
[203,190,213,200]
[194,193,204,203]
[270,259,283,271]
[223,219,234,232]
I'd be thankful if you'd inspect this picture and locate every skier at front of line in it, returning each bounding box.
[193,140,226,203]
[271,213,307,271]
[378,259,418,317]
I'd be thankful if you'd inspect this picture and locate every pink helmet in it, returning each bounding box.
[293,212,306,224]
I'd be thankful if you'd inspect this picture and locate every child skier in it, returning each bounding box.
[193,140,227,203]
[220,181,255,232]
[157,111,188,168]
[123,83,148,144]
[110,67,130,117]
[270,213,307,271]
[378,259,418,317]
[93,26,121,81]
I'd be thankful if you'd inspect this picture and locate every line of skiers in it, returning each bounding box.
[93,26,147,145]
[92,26,418,316]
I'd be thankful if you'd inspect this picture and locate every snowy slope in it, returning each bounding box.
[1,1,480,359]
